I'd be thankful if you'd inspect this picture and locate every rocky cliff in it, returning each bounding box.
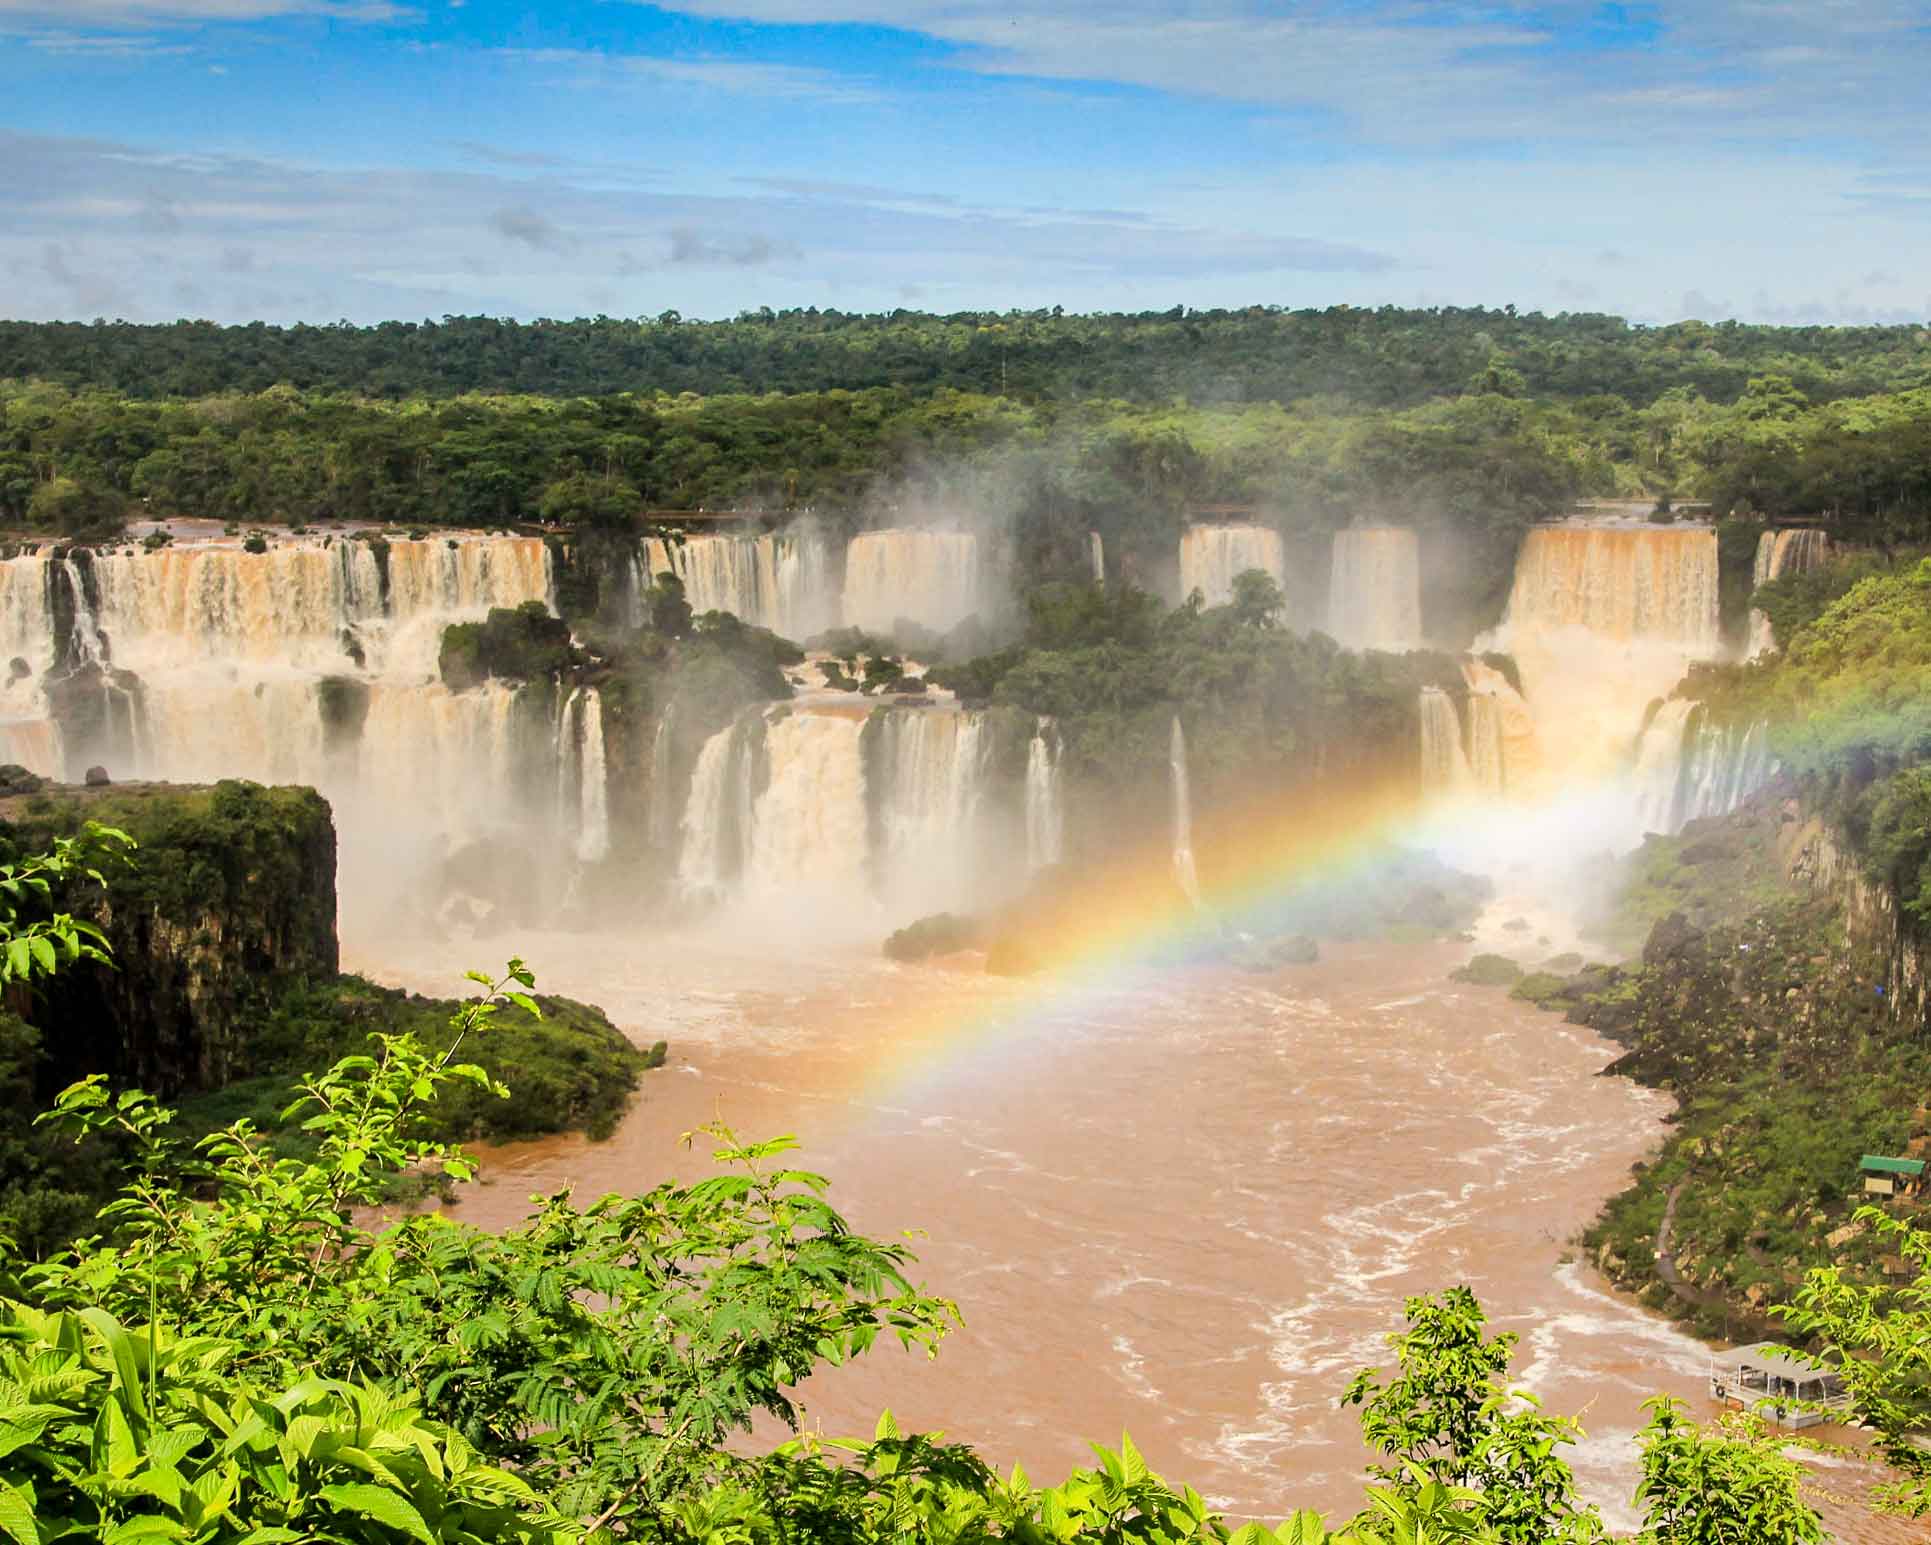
[0,778,338,1094]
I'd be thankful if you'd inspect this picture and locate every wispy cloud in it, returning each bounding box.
[0,1,410,20]
[644,0,1931,150]
[17,28,195,54]
[0,128,1400,322]
[497,47,884,104]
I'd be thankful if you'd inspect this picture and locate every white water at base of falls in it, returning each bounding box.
[842,530,983,636]
[1026,721,1065,870]
[1169,717,1202,907]
[1177,525,1285,610]
[643,531,836,640]
[1329,528,1422,651]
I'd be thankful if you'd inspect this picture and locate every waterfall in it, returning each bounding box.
[1630,698,1699,834]
[1501,524,1719,647]
[871,709,992,910]
[1748,528,1832,656]
[647,701,679,850]
[1089,532,1105,585]
[676,719,751,902]
[1329,528,1422,651]
[0,533,594,930]
[1485,523,1721,789]
[1678,715,1775,827]
[1460,660,1537,796]
[742,712,869,902]
[643,529,836,639]
[0,555,53,678]
[1169,717,1202,907]
[1178,524,1284,609]
[1419,688,1473,795]
[1627,699,1778,836]
[61,558,103,669]
[841,530,982,635]
[1026,718,1065,869]
[0,555,59,771]
[555,688,609,864]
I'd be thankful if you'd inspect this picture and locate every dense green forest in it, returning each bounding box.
[3,308,1930,570]
[5,308,1929,406]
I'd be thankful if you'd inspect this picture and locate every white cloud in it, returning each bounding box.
[0,1,408,19]
[497,47,884,104]
[0,129,1399,322]
[639,1,1931,151]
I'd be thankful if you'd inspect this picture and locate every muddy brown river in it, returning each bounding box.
[357,926,1919,1541]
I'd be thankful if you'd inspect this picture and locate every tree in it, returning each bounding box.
[1230,568,1286,629]
[1342,1287,1604,1543]
[1781,1208,1931,1516]
[537,471,638,530]
[26,474,127,537]
[1631,1398,1823,1543]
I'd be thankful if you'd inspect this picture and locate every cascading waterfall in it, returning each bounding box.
[741,712,869,903]
[0,554,60,770]
[1748,528,1832,656]
[1089,532,1105,585]
[677,717,758,903]
[1026,718,1065,869]
[0,534,609,930]
[554,688,610,864]
[872,709,991,912]
[1484,522,1722,792]
[1178,525,1285,609]
[1630,698,1700,835]
[643,530,836,639]
[1419,688,1473,795]
[1626,699,1777,835]
[1461,659,1536,796]
[1501,524,1721,646]
[1329,528,1422,651]
[1169,716,1202,907]
[842,530,983,635]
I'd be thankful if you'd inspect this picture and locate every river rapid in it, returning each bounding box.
[360,920,1752,1532]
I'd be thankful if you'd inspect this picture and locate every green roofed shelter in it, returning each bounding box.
[1860,1154,1926,1197]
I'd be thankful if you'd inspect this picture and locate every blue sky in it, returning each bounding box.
[2,1,1928,325]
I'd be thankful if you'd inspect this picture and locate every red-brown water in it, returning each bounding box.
[356,927,1918,1542]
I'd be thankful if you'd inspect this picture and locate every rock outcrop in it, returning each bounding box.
[0,779,338,1093]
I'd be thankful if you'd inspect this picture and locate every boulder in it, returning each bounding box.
[83,766,110,787]
[0,764,43,796]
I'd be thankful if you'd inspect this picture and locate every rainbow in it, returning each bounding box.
[853,761,1647,1115]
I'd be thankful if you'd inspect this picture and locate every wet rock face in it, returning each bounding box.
[0,780,339,1094]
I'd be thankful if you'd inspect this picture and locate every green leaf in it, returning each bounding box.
[102,1520,189,1544]
[0,1478,35,1545]
[318,1482,436,1545]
